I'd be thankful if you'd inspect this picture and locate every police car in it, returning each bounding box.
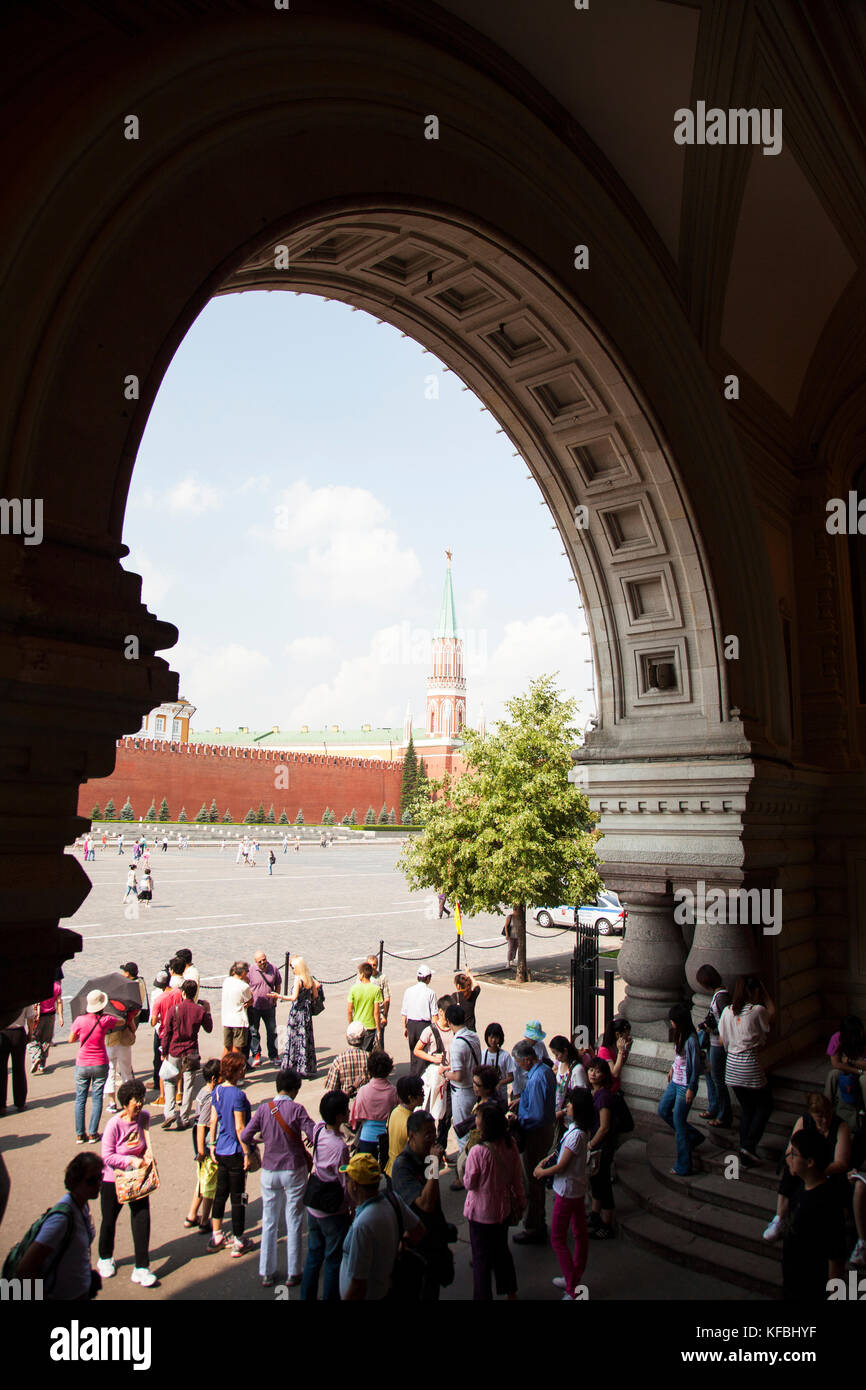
[534,891,627,936]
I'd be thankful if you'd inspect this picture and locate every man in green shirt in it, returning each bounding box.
[347,962,383,1053]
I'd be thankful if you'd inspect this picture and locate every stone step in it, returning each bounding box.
[699,1142,784,1191]
[616,1138,782,1267]
[617,1199,779,1299]
[640,1134,782,1227]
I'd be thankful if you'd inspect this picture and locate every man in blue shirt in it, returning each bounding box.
[511,1039,556,1243]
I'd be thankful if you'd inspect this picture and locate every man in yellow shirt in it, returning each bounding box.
[385,1074,425,1176]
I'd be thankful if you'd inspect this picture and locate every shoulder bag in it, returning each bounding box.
[116,1134,160,1204]
[310,981,326,1017]
[302,1130,345,1213]
[267,1099,311,1173]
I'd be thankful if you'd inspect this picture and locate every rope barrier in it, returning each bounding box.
[383,940,455,962]
[315,972,358,986]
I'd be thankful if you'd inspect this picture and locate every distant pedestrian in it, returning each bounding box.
[502,909,519,971]
[300,1090,352,1302]
[161,837,168,853]
[117,835,124,856]
[294,836,301,853]
[282,836,289,854]
[437,892,450,919]
[241,1067,315,1288]
[401,965,437,1074]
[98,1079,158,1287]
[279,957,320,1079]
[137,867,153,909]
[268,849,276,875]
[122,865,138,902]
[29,977,64,1075]
[11,1152,103,1301]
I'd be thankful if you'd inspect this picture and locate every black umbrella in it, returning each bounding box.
[69,972,142,1024]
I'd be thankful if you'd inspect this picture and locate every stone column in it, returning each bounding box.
[614,881,686,1039]
[0,538,178,1022]
[681,878,762,1018]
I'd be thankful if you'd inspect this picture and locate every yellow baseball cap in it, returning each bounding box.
[339,1153,382,1184]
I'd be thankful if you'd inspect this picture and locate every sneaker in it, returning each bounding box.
[561,1293,575,1301]
[739,1148,760,1167]
[97,1258,116,1278]
[552,1276,567,1289]
[29,1059,40,1074]
[76,1134,87,1145]
[161,1117,176,1130]
[250,1054,261,1069]
[590,1224,615,1240]
[87,1133,101,1144]
[230,1238,250,1258]
[106,1103,118,1114]
[762,1215,784,1242]
[206,1235,226,1253]
[130,1267,158,1287]
[849,1239,866,1268]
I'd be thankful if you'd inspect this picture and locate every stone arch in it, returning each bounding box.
[0,13,787,1015]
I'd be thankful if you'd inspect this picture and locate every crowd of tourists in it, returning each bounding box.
[4,938,866,1304]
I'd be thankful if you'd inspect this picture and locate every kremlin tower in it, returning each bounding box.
[426,551,467,739]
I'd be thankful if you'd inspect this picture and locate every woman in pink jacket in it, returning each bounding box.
[462,1102,526,1300]
[69,989,119,1143]
[98,1079,158,1288]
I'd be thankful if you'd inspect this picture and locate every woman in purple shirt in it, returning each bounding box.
[300,1090,352,1301]
[240,1066,315,1287]
[97,1079,157,1288]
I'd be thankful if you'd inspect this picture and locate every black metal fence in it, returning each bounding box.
[570,918,615,1044]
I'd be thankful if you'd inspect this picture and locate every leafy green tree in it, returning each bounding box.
[104,798,117,819]
[177,806,188,823]
[243,807,256,824]
[349,808,357,825]
[364,806,376,825]
[255,801,266,824]
[120,797,135,822]
[158,797,170,822]
[90,804,102,820]
[144,801,155,821]
[399,676,602,982]
[266,804,275,824]
[209,799,219,823]
[195,803,209,823]
[222,809,233,823]
[378,802,389,824]
[400,733,418,816]
[295,808,304,825]
[279,809,289,825]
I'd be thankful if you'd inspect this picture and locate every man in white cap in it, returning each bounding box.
[324,1022,370,1099]
[401,966,438,1074]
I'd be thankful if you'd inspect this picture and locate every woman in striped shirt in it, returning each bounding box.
[718,975,776,1166]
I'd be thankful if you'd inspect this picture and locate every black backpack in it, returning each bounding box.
[2,1200,74,1282]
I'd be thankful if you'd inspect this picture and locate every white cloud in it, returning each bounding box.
[124,550,175,608]
[285,635,336,663]
[266,480,421,605]
[166,477,223,513]
[177,643,273,728]
[472,613,596,726]
[237,474,272,495]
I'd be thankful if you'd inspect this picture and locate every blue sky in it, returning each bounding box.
[122,291,595,734]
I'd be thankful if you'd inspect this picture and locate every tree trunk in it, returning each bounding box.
[514,902,530,983]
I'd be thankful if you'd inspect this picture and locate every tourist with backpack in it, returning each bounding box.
[6,1152,103,1300]
[657,1003,706,1177]
[338,1153,423,1300]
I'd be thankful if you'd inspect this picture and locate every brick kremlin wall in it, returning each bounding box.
[77,738,404,823]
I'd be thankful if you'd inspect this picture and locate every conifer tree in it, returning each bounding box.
[279,809,289,825]
[209,799,219,823]
[295,808,305,825]
[90,804,102,820]
[400,733,418,816]
[378,802,389,824]
[177,806,188,823]
[388,807,396,824]
[120,797,135,822]
[158,797,171,822]
[255,801,266,824]
[266,804,275,824]
[144,801,155,821]
[222,809,233,823]
[364,806,376,825]
[195,803,209,822]
[349,808,357,825]
[243,807,256,824]
[104,798,117,819]
[341,814,350,825]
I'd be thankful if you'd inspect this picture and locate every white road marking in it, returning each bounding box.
[176,913,245,920]
[79,905,433,942]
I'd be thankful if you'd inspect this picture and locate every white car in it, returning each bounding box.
[534,891,627,937]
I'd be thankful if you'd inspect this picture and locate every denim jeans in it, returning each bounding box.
[704,1044,732,1125]
[451,1085,475,1150]
[74,1063,109,1137]
[248,1006,279,1061]
[300,1211,352,1300]
[657,1081,703,1174]
[259,1165,307,1278]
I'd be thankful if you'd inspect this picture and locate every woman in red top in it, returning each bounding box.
[595,1018,632,1095]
